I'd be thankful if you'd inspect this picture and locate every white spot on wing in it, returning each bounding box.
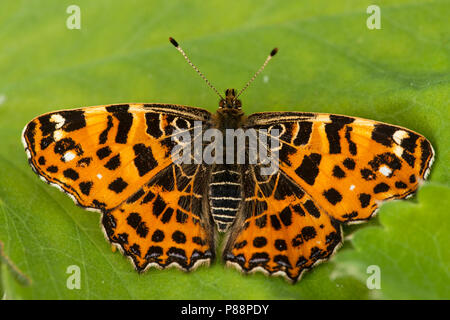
[53,130,63,141]
[393,146,403,158]
[393,130,408,145]
[50,114,66,129]
[97,173,103,180]
[379,165,392,177]
[63,152,75,162]
[349,185,355,191]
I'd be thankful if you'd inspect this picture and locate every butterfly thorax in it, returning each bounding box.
[215,89,245,129]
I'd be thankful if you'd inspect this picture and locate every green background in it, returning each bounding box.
[0,0,448,299]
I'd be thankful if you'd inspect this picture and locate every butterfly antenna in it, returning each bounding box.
[169,37,224,100]
[235,47,278,99]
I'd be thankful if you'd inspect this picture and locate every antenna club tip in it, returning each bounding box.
[169,37,179,47]
[270,48,278,57]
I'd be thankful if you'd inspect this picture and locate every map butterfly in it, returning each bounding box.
[22,38,434,282]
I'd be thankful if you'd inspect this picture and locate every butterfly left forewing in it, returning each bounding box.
[23,103,217,271]
[22,103,212,212]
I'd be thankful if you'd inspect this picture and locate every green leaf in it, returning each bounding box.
[0,0,448,299]
[333,183,450,299]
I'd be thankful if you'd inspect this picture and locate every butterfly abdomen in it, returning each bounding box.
[209,165,242,232]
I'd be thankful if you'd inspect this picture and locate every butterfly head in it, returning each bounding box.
[219,89,242,109]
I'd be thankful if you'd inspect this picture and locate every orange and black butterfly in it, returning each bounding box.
[22,38,434,282]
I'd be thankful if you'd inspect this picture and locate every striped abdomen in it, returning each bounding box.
[209,165,242,232]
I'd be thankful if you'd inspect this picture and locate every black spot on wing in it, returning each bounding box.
[279,207,292,226]
[129,243,141,257]
[102,212,117,237]
[108,177,128,193]
[54,138,83,157]
[270,214,282,230]
[133,143,158,177]
[301,226,316,241]
[402,151,416,168]
[161,207,174,224]
[167,247,187,266]
[324,115,354,154]
[126,212,142,229]
[249,252,269,268]
[152,230,165,242]
[127,189,145,204]
[99,115,113,144]
[24,121,37,152]
[152,195,167,217]
[395,181,407,189]
[293,121,312,145]
[253,237,267,248]
[274,239,287,251]
[369,152,402,172]
[96,146,112,160]
[106,105,133,144]
[38,114,55,137]
[371,124,396,147]
[127,212,149,238]
[172,230,186,244]
[47,165,58,173]
[145,113,163,138]
[40,136,54,150]
[345,126,357,155]
[59,110,86,132]
[401,132,419,154]
[255,214,267,228]
[342,211,358,219]
[63,168,79,181]
[420,139,432,175]
[292,204,305,216]
[77,157,92,167]
[38,156,46,165]
[323,188,343,205]
[145,246,163,260]
[358,193,371,208]
[332,165,346,178]
[141,190,155,204]
[343,158,356,170]
[361,168,376,181]
[303,200,320,218]
[374,183,390,193]
[295,153,322,185]
[79,181,93,196]
[104,154,121,170]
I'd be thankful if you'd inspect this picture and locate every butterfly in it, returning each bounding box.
[22,38,434,282]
